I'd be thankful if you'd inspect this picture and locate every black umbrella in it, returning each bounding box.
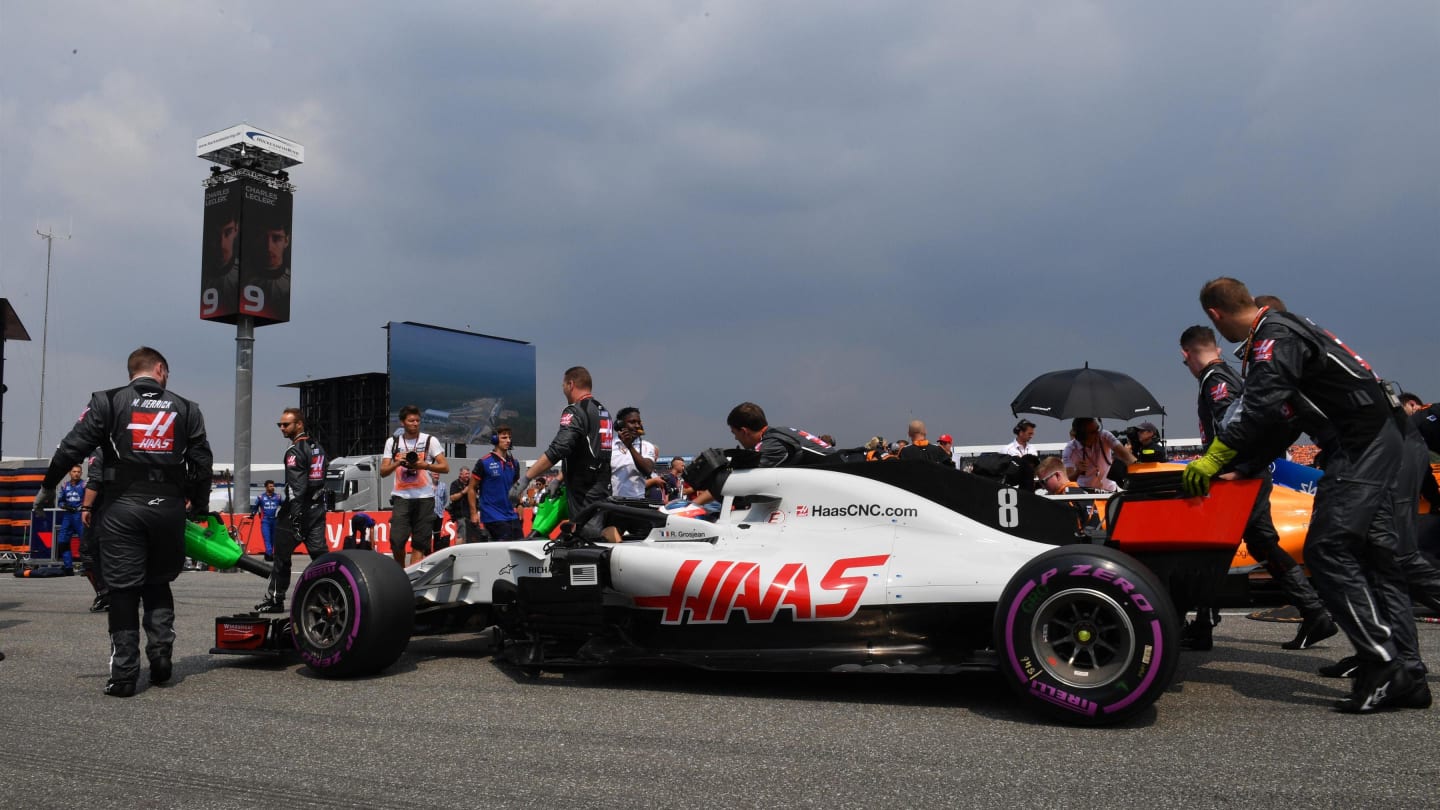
[1010,363,1166,422]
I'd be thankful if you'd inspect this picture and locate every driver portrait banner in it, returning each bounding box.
[198,177,293,326]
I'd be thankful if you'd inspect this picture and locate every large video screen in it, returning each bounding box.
[387,322,537,447]
[198,177,292,326]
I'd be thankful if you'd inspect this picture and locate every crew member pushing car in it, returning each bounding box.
[1178,324,1335,652]
[1183,278,1426,713]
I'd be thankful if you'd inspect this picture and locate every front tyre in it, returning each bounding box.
[994,544,1178,726]
[291,550,415,677]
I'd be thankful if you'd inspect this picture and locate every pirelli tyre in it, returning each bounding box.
[290,550,414,678]
[994,544,1179,726]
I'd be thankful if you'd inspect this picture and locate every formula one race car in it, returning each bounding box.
[221,450,1263,726]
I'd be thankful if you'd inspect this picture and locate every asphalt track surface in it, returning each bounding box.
[1,569,1436,810]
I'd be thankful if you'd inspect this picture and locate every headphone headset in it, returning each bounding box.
[490,432,500,445]
[1013,419,1035,436]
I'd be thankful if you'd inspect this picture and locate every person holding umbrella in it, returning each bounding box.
[1062,417,1136,493]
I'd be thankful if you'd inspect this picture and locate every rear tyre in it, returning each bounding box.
[994,544,1179,726]
[291,550,414,677]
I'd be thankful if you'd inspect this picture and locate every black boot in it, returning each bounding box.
[149,655,173,685]
[90,593,110,613]
[1283,611,1338,650]
[104,679,136,698]
[1335,659,1413,713]
[1319,655,1361,678]
[1180,618,1213,651]
[254,596,285,614]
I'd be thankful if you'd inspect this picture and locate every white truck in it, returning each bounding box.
[326,454,393,512]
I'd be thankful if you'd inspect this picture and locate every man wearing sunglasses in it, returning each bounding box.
[255,408,328,614]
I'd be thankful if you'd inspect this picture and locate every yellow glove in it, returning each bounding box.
[1182,439,1238,496]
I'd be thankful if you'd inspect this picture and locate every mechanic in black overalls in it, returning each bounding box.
[256,407,328,613]
[511,366,612,535]
[726,402,836,467]
[1178,324,1334,652]
[1402,394,1440,511]
[1184,279,1424,713]
[34,347,213,697]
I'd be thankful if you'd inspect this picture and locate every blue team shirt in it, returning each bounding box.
[474,452,520,524]
[254,492,284,521]
[58,480,86,510]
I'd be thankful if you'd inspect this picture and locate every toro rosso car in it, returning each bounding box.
[231,450,1262,726]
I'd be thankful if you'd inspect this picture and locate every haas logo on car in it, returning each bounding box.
[128,410,177,452]
[633,554,889,625]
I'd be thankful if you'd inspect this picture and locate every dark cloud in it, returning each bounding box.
[1,1,1435,463]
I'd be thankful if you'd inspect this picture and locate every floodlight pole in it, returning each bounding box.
[234,316,254,514]
[197,123,303,514]
[35,227,69,457]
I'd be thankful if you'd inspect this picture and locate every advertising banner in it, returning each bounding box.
[199,177,293,326]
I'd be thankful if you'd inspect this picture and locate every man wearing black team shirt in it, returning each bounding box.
[512,366,612,535]
[255,408,328,614]
[1179,324,1333,652]
[1186,279,1425,713]
[34,347,212,697]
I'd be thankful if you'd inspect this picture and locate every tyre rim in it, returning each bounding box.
[298,579,352,650]
[1030,588,1135,689]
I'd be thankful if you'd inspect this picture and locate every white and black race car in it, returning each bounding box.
[231,450,1260,726]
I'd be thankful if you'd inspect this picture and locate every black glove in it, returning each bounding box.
[33,487,56,512]
[508,477,528,506]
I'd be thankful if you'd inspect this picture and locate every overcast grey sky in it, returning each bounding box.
[2,1,1436,463]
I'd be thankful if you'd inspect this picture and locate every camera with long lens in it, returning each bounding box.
[404,451,419,468]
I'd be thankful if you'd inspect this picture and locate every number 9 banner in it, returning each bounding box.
[199,176,292,326]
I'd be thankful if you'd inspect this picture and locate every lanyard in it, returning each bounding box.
[1239,306,1271,377]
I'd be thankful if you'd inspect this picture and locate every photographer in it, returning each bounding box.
[380,405,448,566]
[1127,422,1168,463]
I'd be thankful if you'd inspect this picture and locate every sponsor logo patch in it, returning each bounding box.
[797,503,918,518]
[632,554,889,625]
[1251,339,1275,362]
[1208,381,1229,402]
[560,412,573,427]
[127,411,176,452]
